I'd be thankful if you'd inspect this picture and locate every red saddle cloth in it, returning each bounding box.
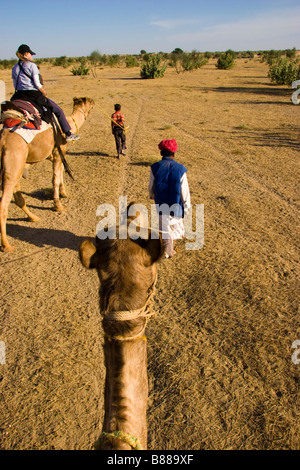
[1,100,42,130]
[4,118,38,130]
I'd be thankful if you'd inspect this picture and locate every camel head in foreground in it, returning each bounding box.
[79,204,164,450]
[0,97,94,252]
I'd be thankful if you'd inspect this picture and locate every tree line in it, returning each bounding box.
[0,48,299,84]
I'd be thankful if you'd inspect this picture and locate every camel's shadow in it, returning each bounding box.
[67,151,110,158]
[130,162,152,167]
[6,223,88,251]
[24,189,53,201]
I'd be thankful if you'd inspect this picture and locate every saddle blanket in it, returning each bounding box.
[5,120,52,144]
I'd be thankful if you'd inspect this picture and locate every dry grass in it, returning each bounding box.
[0,58,299,450]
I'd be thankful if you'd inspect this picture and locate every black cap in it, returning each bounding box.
[17,44,36,55]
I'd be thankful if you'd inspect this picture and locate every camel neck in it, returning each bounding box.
[72,108,86,128]
[101,336,148,450]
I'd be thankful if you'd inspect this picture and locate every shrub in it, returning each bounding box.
[225,49,237,58]
[169,51,208,73]
[106,55,121,67]
[53,56,70,68]
[71,59,90,76]
[216,52,235,70]
[98,54,107,66]
[140,54,167,79]
[181,51,208,72]
[125,55,139,68]
[261,50,284,65]
[240,50,255,59]
[268,58,300,85]
[285,47,297,59]
[0,59,17,69]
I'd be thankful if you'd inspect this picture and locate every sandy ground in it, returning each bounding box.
[0,58,299,450]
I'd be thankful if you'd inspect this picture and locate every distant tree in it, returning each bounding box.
[89,50,102,64]
[140,50,146,55]
[172,48,183,54]
[285,47,297,59]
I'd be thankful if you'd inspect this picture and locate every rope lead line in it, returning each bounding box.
[95,103,129,133]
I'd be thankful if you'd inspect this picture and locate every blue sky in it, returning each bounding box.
[0,0,299,59]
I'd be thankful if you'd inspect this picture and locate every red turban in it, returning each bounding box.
[158,139,177,153]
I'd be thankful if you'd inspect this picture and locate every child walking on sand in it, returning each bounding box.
[111,104,126,159]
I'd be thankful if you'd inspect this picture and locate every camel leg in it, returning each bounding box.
[13,182,40,222]
[52,151,66,212]
[59,164,67,198]
[0,181,15,252]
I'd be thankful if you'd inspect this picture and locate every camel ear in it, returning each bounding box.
[73,97,83,107]
[145,236,164,264]
[79,239,99,269]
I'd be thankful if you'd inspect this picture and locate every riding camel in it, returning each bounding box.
[0,97,94,252]
[79,205,164,450]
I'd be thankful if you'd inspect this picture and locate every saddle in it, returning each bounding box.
[1,100,42,131]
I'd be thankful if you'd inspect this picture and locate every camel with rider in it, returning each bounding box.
[0,97,94,252]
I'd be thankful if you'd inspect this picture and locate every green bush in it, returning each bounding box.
[181,51,208,72]
[71,59,90,76]
[240,51,255,59]
[268,58,300,85]
[261,50,283,65]
[216,52,235,70]
[140,54,167,79]
[53,56,70,68]
[106,55,121,67]
[0,59,17,69]
[169,51,207,73]
[285,48,297,59]
[125,55,139,68]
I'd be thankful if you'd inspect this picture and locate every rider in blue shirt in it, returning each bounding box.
[11,44,79,142]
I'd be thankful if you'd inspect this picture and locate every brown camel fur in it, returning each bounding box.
[0,97,94,252]
[79,208,164,450]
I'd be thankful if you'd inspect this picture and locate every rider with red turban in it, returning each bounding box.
[149,139,190,258]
